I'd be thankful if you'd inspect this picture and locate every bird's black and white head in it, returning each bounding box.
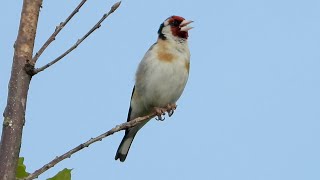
[158,15,193,41]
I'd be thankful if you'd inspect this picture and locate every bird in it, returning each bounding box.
[115,15,193,162]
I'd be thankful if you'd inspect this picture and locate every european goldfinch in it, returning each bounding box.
[115,15,193,162]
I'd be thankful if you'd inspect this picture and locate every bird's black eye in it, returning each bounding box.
[170,20,180,27]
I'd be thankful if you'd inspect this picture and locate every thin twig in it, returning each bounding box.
[33,1,121,75]
[23,107,171,180]
[32,0,88,65]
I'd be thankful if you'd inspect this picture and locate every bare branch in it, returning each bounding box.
[23,107,169,180]
[32,1,121,75]
[31,0,88,65]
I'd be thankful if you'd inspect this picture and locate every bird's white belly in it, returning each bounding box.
[141,59,188,109]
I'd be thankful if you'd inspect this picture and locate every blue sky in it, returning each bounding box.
[1,0,320,179]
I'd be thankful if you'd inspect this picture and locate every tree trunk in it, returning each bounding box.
[0,0,42,179]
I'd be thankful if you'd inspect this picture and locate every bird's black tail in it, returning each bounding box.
[115,129,138,162]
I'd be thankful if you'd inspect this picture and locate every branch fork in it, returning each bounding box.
[28,1,121,75]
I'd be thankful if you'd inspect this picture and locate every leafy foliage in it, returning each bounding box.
[16,158,72,180]
[16,157,29,178]
[47,168,72,180]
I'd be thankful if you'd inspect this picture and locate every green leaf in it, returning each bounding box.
[47,168,72,180]
[16,157,29,178]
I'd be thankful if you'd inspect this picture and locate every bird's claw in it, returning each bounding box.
[154,104,177,120]
[154,107,166,121]
[166,103,177,117]
[156,115,165,121]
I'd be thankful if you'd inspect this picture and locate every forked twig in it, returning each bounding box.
[33,1,121,75]
[23,106,171,180]
[32,0,88,65]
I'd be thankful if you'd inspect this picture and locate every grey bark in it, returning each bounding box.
[0,0,42,179]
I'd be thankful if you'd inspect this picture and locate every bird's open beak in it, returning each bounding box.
[180,20,194,32]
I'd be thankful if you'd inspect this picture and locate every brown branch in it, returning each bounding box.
[32,1,121,75]
[0,0,42,179]
[31,0,88,65]
[23,107,170,180]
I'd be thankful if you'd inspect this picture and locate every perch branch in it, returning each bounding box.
[32,0,88,65]
[23,106,171,180]
[32,1,121,75]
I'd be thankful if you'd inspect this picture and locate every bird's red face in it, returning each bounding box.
[158,15,193,40]
[168,16,193,39]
